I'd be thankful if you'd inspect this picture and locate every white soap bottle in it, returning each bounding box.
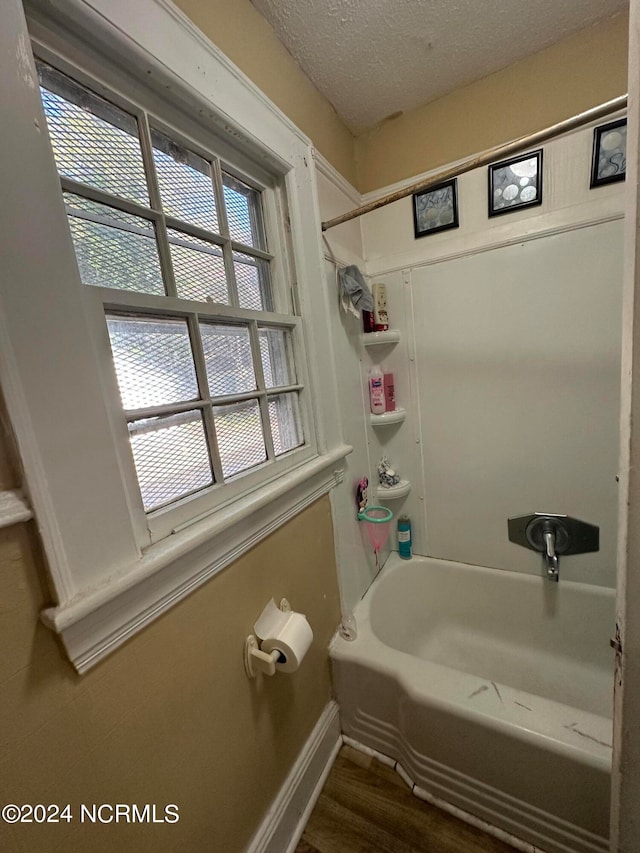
[369,365,386,414]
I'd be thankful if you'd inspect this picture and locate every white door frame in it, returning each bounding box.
[611,1,640,849]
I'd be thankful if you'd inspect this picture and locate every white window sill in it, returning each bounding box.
[41,444,351,673]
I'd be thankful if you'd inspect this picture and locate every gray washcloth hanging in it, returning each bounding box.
[338,265,374,317]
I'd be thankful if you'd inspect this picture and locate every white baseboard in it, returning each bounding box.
[245,700,342,853]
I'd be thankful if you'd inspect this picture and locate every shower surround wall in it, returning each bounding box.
[321,120,625,614]
[358,119,625,591]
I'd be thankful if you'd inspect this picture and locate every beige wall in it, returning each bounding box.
[172,0,357,186]
[355,12,629,192]
[170,5,627,194]
[0,419,340,852]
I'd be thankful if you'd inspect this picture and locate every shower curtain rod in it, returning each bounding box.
[321,94,628,232]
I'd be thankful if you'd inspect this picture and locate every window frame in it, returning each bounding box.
[34,38,321,546]
[0,0,349,671]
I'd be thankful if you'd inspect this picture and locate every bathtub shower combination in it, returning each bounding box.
[331,555,614,853]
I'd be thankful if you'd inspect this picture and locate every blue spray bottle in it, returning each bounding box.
[398,515,412,560]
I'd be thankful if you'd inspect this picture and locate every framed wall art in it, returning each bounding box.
[488,150,543,217]
[413,178,459,238]
[590,118,626,187]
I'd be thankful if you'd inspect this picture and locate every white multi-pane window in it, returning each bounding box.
[36,58,309,534]
[1,0,346,669]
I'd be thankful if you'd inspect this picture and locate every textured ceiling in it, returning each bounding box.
[251,0,627,133]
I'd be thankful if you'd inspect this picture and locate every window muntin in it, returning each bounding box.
[222,173,266,250]
[269,393,304,455]
[38,62,150,205]
[129,410,213,512]
[233,251,272,311]
[213,400,267,478]
[151,129,220,233]
[37,58,274,311]
[37,57,307,524]
[200,324,256,396]
[167,229,228,304]
[64,192,165,294]
[259,327,296,388]
[106,315,199,410]
[105,309,304,510]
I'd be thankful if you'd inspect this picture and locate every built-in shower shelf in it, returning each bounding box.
[370,408,406,427]
[377,480,411,500]
[361,329,400,347]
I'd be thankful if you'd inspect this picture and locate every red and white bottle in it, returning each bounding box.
[372,282,389,331]
[369,365,386,414]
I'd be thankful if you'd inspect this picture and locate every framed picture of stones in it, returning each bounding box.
[590,119,626,187]
[413,178,459,238]
[488,149,543,217]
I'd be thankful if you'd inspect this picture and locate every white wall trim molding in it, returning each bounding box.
[246,700,342,853]
[0,490,32,527]
[314,150,361,206]
[366,204,624,277]
[41,448,350,673]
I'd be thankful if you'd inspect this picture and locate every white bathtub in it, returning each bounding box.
[331,554,615,853]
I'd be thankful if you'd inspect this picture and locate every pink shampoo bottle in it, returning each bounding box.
[369,365,385,414]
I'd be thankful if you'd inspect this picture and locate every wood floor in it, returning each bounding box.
[295,746,516,853]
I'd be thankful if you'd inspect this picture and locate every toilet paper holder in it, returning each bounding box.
[244,598,291,678]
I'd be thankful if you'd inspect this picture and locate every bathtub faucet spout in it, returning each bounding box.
[543,526,559,582]
[507,512,600,583]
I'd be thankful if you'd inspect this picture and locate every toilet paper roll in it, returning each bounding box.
[254,599,313,673]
